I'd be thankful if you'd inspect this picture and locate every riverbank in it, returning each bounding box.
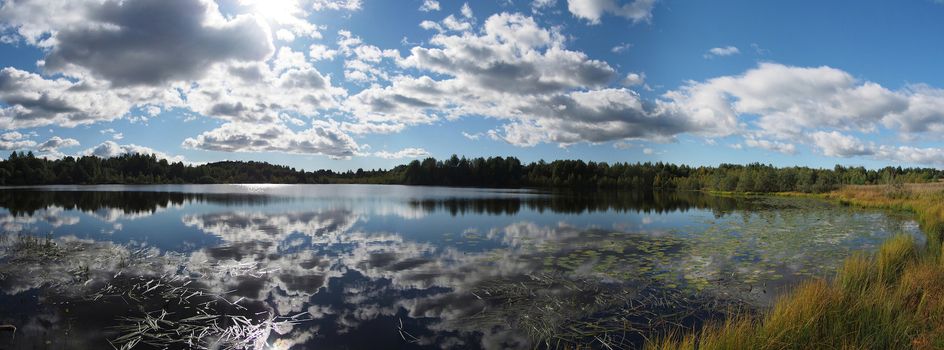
[648,183,944,349]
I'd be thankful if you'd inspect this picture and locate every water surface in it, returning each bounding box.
[0,185,922,349]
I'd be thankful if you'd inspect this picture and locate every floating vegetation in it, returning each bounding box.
[459,273,752,349]
[525,197,921,306]
[90,275,310,350]
[0,187,926,349]
[7,232,64,262]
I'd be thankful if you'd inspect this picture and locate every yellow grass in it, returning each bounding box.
[647,183,944,349]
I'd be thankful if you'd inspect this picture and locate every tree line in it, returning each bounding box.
[1,151,940,193]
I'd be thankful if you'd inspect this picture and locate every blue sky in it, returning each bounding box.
[3,0,944,171]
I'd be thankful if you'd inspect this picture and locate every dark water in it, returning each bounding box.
[0,185,922,349]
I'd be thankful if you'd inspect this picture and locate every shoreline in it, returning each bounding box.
[649,182,944,349]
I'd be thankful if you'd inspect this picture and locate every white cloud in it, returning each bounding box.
[37,136,80,152]
[661,63,907,139]
[0,0,356,161]
[807,131,944,166]
[0,137,36,151]
[340,121,406,135]
[875,145,944,166]
[311,0,363,11]
[460,3,474,18]
[0,132,80,156]
[810,131,873,157]
[532,0,558,13]
[183,47,347,123]
[336,30,401,83]
[371,148,431,159]
[743,136,797,155]
[81,141,187,163]
[881,84,944,134]
[613,141,634,149]
[704,46,740,58]
[419,0,440,12]
[40,0,274,87]
[398,13,615,95]
[0,67,168,129]
[611,42,632,53]
[566,0,657,24]
[0,132,24,141]
[623,72,645,86]
[6,1,944,167]
[182,121,361,159]
[443,15,472,31]
[461,131,483,140]
[309,44,338,61]
[346,13,709,148]
[101,128,125,140]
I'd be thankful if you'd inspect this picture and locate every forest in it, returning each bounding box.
[0,151,940,193]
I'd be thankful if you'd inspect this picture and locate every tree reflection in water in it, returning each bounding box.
[0,186,922,349]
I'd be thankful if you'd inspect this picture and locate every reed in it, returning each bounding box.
[647,183,944,349]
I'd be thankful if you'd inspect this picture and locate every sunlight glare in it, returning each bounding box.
[241,0,299,22]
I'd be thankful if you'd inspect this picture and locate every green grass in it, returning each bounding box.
[647,183,944,350]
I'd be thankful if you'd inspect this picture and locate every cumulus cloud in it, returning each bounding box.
[183,47,347,122]
[336,30,401,83]
[703,46,740,58]
[6,0,944,167]
[0,67,166,129]
[623,72,645,86]
[460,3,474,18]
[182,121,361,159]
[0,136,36,151]
[810,131,874,157]
[881,84,944,134]
[401,13,614,94]
[80,141,187,163]
[344,12,748,148]
[805,131,944,166]
[309,44,338,61]
[41,0,274,86]
[345,12,662,145]
[875,145,944,166]
[0,132,79,156]
[662,63,908,138]
[0,0,352,160]
[566,0,657,24]
[36,136,80,152]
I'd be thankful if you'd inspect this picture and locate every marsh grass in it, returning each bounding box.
[647,183,944,349]
[8,232,63,261]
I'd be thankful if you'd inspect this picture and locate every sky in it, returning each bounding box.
[3,0,944,171]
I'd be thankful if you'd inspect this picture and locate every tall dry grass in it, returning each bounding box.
[647,183,944,350]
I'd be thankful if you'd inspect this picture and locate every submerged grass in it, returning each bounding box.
[647,182,944,349]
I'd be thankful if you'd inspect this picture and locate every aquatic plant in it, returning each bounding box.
[92,275,309,350]
[647,182,944,349]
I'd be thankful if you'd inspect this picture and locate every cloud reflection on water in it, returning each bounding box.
[0,186,924,349]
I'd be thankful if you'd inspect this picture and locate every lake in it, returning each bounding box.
[0,184,923,349]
